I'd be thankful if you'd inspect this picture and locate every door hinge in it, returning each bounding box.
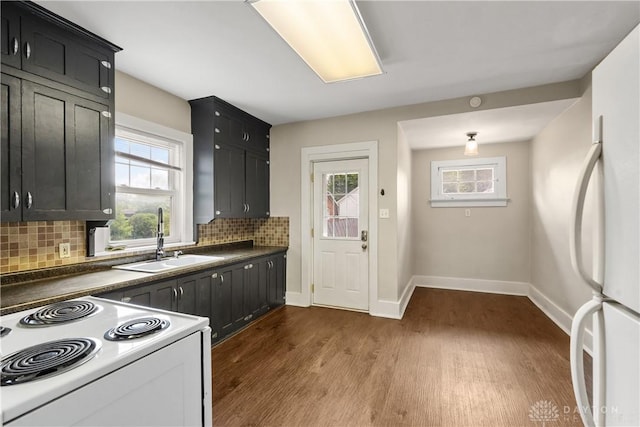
[311,228,314,238]
[311,173,314,183]
[311,283,314,293]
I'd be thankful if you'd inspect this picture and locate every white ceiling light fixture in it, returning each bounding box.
[464,132,479,156]
[248,0,383,83]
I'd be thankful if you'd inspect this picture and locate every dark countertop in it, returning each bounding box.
[0,243,287,315]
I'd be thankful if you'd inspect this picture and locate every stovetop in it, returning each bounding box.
[0,296,208,424]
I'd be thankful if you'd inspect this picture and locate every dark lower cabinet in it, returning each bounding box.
[97,251,287,346]
[268,253,287,307]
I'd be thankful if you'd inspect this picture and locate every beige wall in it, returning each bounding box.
[411,141,531,282]
[530,86,594,315]
[270,80,582,303]
[396,126,413,297]
[115,71,191,133]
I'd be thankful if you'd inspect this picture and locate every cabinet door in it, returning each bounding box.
[245,152,270,218]
[213,108,244,147]
[275,253,287,306]
[150,280,178,312]
[122,282,158,308]
[1,3,21,69]
[1,73,22,222]
[268,253,287,307]
[213,264,245,337]
[213,268,233,339]
[245,120,270,155]
[21,81,112,221]
[256,258,269,314]
[243,262,260,319]
[213,143,245,218]
[20,11,113,100]
[176,271,212,320]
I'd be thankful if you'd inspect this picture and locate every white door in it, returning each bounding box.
[312,159,369,311]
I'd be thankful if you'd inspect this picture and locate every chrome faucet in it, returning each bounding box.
[156,207,164,260]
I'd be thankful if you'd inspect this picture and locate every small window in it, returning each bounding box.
[430,157,507,207]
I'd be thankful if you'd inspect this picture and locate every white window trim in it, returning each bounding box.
[94,113,194,256]
[430,156,508,207]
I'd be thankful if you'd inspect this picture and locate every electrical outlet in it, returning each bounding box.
[379,208,390,219]
[59,242,71,259]
[465,209,471,217]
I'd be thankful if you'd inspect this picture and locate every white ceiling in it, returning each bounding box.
[399,98,578,150]
[35,1,639,146]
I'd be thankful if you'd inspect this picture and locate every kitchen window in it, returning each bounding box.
[430,157,507,207]
[95,113,193,254]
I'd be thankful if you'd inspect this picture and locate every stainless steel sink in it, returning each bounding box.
[113,254,224,273]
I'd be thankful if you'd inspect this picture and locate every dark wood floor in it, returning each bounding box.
[211,288,591,426]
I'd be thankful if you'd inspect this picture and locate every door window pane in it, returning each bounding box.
[322,172,359,238]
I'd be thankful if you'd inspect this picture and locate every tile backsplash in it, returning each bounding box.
[0,217,289,274]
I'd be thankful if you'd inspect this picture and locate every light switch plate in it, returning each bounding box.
[379,208,390,219]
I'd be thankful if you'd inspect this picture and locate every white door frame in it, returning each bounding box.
[300,141,378,311]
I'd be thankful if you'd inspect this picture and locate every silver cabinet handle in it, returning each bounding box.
[12,38,19,55]
[100,60,112,69]
[211,273,218,279]
[215,128,220,134]
[221,274,224,283]
[122,296,132,303]
[25,192,33,209]
[244,265,249,270]
[102,208,113,214]
[172,288,178,301]
[12,191,20,209]
[249,263,253,269]
[215,210,221,215]
[215,144,221,150]
[178,286,184,300]
[246,203,250,212]
[214,111,220,117]
[100,86,112,94]
[101,111,112,118]
[24,42,31,59]
[212,332,218,339]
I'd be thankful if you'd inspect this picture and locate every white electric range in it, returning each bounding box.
[0,296,212,426]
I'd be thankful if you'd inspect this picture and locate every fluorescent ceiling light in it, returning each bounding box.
[249,0,383,83]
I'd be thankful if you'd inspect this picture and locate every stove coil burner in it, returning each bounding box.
[104,317,170,341]
[0,338,101,386]
[20,300,100,326]
[0,326,11,337]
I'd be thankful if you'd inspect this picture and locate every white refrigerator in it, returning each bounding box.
[570,24,640,427]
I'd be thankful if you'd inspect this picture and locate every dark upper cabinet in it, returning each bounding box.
[2,1,117,100]
[213,143,246,218]
[190,96,271,229]
[0,1,120,223]
[1,73,22,222]
[1,4,21,69]
[245,152,270,219]
[18,81,113,221]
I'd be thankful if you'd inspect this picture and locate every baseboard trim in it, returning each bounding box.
[414,275,530,296]
[285,291,309,307]
[528,284,593,355]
